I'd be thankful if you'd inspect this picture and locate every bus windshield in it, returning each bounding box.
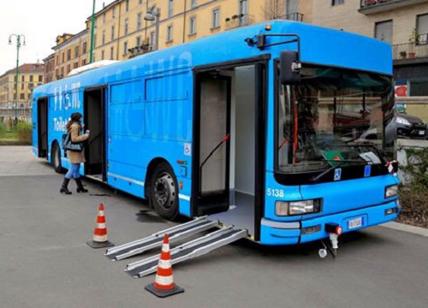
[277,64,394,177]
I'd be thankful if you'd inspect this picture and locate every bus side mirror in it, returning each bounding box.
[280,51,301,84]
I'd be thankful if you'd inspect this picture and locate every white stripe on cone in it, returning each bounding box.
[98,211,105,216]
[96,223,106,229]
[157,259,171,269]
[155,275,174,286]
[161,243,169,252]
[93,234,108,242]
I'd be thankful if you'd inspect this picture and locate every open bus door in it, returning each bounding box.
[193,60,267,241]
[37,97,48,158]
[83,87,107,181]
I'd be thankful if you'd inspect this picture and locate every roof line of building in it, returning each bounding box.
[52,28,89,51]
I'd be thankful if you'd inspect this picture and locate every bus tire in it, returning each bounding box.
[149,162,179,220]
[51,142,64,174]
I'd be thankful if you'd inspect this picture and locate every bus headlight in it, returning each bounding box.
[385,185,398,198]
[275,199,321,216]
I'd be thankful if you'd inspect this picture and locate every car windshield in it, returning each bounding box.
[277,65,394,174]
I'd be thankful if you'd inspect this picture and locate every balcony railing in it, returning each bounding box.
[225,14,255,30]
[393,40,428,61]
[360,0,428,14]
[281,12,304,22]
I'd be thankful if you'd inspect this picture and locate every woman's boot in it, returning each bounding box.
[75,178,88,193]
[60,178,72,195]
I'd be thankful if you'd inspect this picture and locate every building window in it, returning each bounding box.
[102,13,106,24]
[112,6,116,18]
[212,8,220,29]
[83,42,87,54]
[74,62,78,68]
[139,0,143,4]
[111,25,115,41]
[124,41,128,55]
[110,46,114,60]
[136,36,141,47]
[20,93,25,100]
[332,0,344,5]
[374,20,393,44]
[67,49,71,61]
[125,0,129,12]
[416,13,428,45]
[82,59,87,65]
[189,16,196,35]
[101,50,105,60]
[74,46,79,58]
[102,31,106,45]
[191,0,197,8]
[166,24,173,42]
[137,12,142,30]
[168,0,174,17]
[29,75,33,82]
[67,64,71,74]
[239,0,248,25]
[124,18,129,35]
[38,75,43,82]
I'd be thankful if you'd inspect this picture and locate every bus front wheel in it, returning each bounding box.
[51,143,64,174]
[149,163,179,220]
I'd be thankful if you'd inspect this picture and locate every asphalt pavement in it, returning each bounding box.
[0,146,427,308]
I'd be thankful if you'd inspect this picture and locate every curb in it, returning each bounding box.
[381,221,428,237]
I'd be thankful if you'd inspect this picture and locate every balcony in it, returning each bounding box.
[281,12,304,22]
[359,0,428,15]
[393,37,428,63]
[225,14,255,30]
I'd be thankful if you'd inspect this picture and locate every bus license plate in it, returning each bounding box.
[348,217,363,229]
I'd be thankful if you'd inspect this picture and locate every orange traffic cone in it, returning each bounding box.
[87,203,114,249]
[145,234,184,298]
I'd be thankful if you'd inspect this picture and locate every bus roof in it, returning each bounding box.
[35,20,392,96]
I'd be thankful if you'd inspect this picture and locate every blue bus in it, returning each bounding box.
[32,21,399,247]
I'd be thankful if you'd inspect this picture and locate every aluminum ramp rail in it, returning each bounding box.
[125,226,248,278]
[105,216,218,261]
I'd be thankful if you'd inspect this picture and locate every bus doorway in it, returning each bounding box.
[193,62,266,237]
[37,97,48,158]
[83,87,106,181]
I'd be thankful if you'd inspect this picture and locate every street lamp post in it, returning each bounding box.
[144,7,161,51]
[8,34,26,126]
[89,0,96,63]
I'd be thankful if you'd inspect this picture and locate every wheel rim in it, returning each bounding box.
[153,172,176,209]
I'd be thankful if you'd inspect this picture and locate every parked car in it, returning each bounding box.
[394,113,426,138]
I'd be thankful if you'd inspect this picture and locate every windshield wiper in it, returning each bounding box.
[310,159,366,182]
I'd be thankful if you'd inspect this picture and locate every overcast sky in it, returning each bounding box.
[0,0,115,75]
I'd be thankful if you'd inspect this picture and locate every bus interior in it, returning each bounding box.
[195,63,264,236]
[83,87,106,181]
[37,97,48,158]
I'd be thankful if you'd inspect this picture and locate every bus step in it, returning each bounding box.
[105,216,218,261]
[125,226,248,278]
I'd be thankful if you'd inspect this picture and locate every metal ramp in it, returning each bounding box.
[126,226,248,278]
[105,216,218,261]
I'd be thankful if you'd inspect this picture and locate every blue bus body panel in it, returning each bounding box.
[32,20,395,245]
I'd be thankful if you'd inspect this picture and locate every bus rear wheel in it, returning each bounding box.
[149,163,179,220]
[51,143,63,174]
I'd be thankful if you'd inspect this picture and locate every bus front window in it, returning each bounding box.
[276,65,394,182]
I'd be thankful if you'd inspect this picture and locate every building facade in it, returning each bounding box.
[0,63,44,110]
[312,0,428,96]
[91,0,313,61]
[43,53,55,83]
[51,30,89,80]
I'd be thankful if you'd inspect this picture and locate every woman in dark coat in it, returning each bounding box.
[60,112,90,194]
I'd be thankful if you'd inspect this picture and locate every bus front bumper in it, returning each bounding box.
[260,199,400,245]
